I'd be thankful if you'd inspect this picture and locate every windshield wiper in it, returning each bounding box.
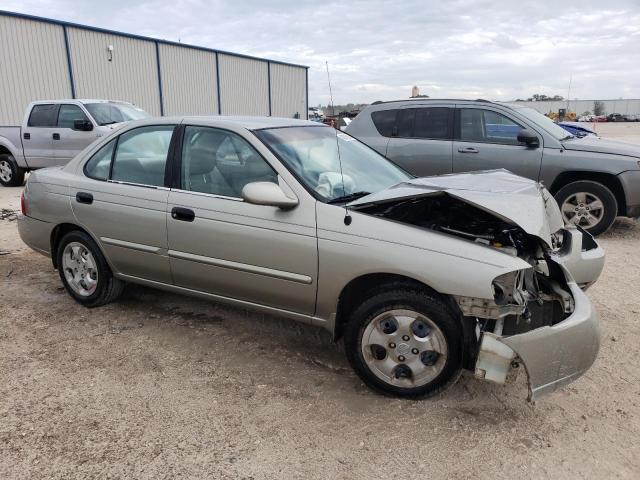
[100,121,117,126]
[561,134,575,141]
[328,191,372,204]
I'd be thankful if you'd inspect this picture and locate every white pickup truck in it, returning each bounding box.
[0,99,149,186]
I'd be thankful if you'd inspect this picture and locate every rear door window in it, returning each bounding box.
[413,107,452,139]
[28,104,58,127]
[110,126,175,187]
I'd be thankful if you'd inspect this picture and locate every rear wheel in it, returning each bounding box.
[554,180,617,236]
[56,230,124,307]
[344,286,463,398]
[0,154,25,187]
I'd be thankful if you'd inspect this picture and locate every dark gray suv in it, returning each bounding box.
[346,99,640,235]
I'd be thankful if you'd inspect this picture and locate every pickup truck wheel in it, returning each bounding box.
[0,154,25,187]
[344,287,463,398]
[56,230,124,307]
[554,180,617,236]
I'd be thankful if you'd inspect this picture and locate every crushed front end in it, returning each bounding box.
[350,175,604,400]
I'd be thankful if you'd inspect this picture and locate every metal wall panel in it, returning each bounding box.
[158,44,218,116]
[0,16,71,125]
[66,27,161,116]
[218,54,269,116]
[270,63,307,119]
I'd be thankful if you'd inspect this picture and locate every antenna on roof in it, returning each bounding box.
[326,61,351,225]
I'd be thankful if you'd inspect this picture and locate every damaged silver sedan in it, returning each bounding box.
[18,117,603,400]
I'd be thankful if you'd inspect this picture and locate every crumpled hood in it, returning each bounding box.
[348,169,564,246]
[562,136,640,159]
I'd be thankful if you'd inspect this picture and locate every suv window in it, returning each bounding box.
[84,139,116,180]
[414,107,451,139]
[57,104,90,129]
[181,126,277,197]
[371,109,397,137]
[459,109,523,145]
[111,126,174,187]
[28,104,58,127]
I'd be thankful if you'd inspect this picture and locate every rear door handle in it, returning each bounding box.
[76,192,93,204]
[52,133,60,140]
[171,207,195,222]
[458,147,479,153]
[23,132,30,140]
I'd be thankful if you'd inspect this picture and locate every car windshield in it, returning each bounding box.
[515,106,574,140]
[83,102,150,126]
[255,126,411,202]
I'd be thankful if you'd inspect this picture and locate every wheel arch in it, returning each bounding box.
[50,223,102,269]
[334,272,478,371]
[549,171,626,216]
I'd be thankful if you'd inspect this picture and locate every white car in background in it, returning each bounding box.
[0,100,149,186]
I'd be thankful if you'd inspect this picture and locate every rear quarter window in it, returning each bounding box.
[371,109,398,137]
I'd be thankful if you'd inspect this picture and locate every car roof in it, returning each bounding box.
[180,116,322,130]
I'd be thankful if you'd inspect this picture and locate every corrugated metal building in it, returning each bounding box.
[0,10,308,125]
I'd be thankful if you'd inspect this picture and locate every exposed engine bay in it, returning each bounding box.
[353,193,574,334]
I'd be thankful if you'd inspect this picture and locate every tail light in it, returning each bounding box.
[20,190,27,216]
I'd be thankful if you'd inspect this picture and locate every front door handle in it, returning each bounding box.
[23,132,30,140]
[76,192,93,204]
[52,133,60,140]
[458,147,479,153]
[171,207,195,222]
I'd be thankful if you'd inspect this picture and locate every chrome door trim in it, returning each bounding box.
[169,188,244,202]
[101,237,163,254]
[168,249,313,284]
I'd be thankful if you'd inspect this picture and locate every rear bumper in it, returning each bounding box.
[497,281,600,400]
[17,214,53,256]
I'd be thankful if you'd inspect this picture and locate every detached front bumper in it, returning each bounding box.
[551,226,604,289]
[496,281,599,400]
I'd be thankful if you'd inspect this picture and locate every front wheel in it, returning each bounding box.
[554,180,617,236]
[0,154,25,187]
[344,286,463,398]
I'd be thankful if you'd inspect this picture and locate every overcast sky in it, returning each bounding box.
[3,0,639,106]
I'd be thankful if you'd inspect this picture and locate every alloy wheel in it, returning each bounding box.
[561,192,604,229]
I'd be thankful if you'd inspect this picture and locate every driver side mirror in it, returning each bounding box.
[517,129,539,148]
[242,182,298,209]
[73,119,93,131]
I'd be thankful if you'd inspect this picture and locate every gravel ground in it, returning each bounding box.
[1,123,639,479]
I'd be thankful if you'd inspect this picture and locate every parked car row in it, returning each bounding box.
[8,96,640,400]
[578,113,639,122]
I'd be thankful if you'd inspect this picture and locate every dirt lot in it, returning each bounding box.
[1,123,639,479]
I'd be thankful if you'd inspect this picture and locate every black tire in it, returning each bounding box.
[0,154,26,187]
[554,180,617,236]
[344,285,463,398]
[56,230,124,307]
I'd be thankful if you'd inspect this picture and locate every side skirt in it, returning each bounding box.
[115,272,330,329]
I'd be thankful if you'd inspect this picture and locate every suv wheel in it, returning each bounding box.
[0,154,25,187]
[56,230,124,307]
[554,180,617,236]
[344,286,463,398]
